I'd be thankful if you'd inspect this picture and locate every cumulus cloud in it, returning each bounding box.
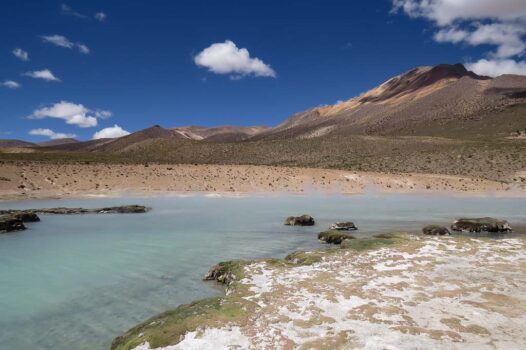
[12,48,29,61]
[392,0,526,76]
[92,125,130,139]
[23,69,60,82]
[194,40,276,78]
[392,0,526,26]
[95,12,107,22]
[1,80,21,89]
[28,101,108,128]
[434,23,526,59]
[41,35,90,54]
[29,128,77,140]
[465,59,526,77]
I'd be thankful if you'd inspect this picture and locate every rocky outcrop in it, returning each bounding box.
[203,261,246,285]
[0,215,26,233]
[284,215,315,226]
[11,212,40,222]
[330,222,358,230]
[451,217,512,233]
[0,205,150,216]
[422,225,450,236]
[0,205,148,234]
[318,230,355,244]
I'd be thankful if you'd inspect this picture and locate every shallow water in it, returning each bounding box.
[0,193,525,350]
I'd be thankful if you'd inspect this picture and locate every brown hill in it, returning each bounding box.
[253,64,525,140]
[3,64,525,183]
[36,138,79,147]
[0,139,36,148]
[172,125,270,142]
[93,125,184,153]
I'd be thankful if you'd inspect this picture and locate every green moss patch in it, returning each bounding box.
[285,251,324,265]
[111,296,251,350]
[318,230,355,244]
[341,232,409,251]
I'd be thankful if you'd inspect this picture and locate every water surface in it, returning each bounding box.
[0,193,525,349]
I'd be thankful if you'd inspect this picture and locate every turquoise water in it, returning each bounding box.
[0,193,525,350]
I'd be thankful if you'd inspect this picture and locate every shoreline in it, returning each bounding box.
[111,233,526,350]
[1,163,526,201]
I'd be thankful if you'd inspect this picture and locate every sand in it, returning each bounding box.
[1,162,524,200]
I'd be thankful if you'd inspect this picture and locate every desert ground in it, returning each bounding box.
[1,162,525,200]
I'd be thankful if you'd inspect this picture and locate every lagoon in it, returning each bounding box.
[1,193,525,350]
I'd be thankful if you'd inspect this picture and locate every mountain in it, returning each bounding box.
[0,139,36,148]
[253,63,526,140]
[2,64,525,182]
[36,138,79,147]
[172,125,270,142]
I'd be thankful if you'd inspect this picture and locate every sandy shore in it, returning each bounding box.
[1,162,525,200]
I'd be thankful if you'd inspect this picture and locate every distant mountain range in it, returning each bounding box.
[2,63,525,154]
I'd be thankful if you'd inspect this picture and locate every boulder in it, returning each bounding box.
[451,217,512,233]
[203,261,245,285]
[284,215,315,226]
[330,222,358,230]
[318,230,355,244]
[12,212,40,222]
[422,225,450,236]
[0,215,26,233]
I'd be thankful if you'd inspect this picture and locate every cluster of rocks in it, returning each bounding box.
[0,205,150,234]
[422,217,512,236]
[284,215,359,245]
[283,214,514,244]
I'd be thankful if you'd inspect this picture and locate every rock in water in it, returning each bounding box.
[0,216,26,233]
[318,230,355,244]
[284,215,315,226]
[0,205,150,216]
[451,217,512,233]
[422,225,450,235]
[97,205,149,214]
[330,222,358,230]
[12,212,40,222]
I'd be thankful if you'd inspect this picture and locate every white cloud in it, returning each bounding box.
[392,0,526,26]
[23,69,60,82]
[12,48,29,61]
[434,23,526,59]
[41,34,90,54]
[433,27,469,43]
[94,110,113,119]
[194,40,276,78]
[392,0,526,75]
[41,34,74,48]
[77,43,90,54]
[28,101,106,128]
[61,3,87,19]
[29,128,77,140]
[92,125,130,139]
[95,12,107,22]
[1,80,21,89]
[466,59,526,77]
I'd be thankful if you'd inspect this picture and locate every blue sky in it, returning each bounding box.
[1,0,525,141]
